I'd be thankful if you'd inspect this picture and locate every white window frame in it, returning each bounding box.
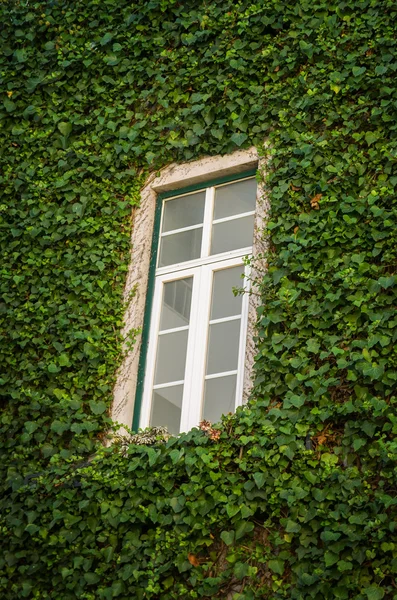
[111,148,269,432]
[140,179,254,431]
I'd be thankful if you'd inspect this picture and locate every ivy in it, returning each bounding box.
[1,0,397,598]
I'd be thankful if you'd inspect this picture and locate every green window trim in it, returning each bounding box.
[132,167,257,431]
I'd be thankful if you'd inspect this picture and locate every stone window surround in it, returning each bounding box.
[111,146,269,430]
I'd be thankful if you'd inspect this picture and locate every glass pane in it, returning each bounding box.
[202,375,237,423]
[214,178,257,220]
[160,278,193,331]
[210,214,254,255]
[210,266,244,320]
[154,330,188,384]
[206,319,241,375]
[150,384,183,435]
[162,191,206,232]
[158,228,202,267]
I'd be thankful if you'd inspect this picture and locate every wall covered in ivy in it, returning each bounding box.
[1,0,397,598]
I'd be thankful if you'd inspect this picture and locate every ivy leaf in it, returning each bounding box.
[231,132,248,146]
[226,503,240,518]
[4,99,16,112]
[14,48,27,62]
[324,551,339,566]
[337,560,352,571]
[103,546,114,563]
[59,354,71,367]
[234,562,250,578]
[89,400,107,415]
[253,472,266,488]
[378,276,395,288]
[220,530,235,546]
[84,573,101,585]
[352,66,366,77]
[268,559,284,575]
[100,32,113,45]
[57,122,73,137]
[364,586,385,600]
[362,348,371,362]
[365,131,379,146]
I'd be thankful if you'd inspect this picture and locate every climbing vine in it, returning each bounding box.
[1,0,397,598]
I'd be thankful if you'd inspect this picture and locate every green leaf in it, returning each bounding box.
[320,453,338,466]
[59,354,71,367]
[14,49,27,62]
[352,66,366,77]
[353,437,366,451]
[306,339,320,353]
[364,586,385,600]
[284,394,305,409]
[337,560,352,571]
[103,546,114,563]
[226,503,240,518]
[4,99,16,112]
[378,276,395,288]
[84,572,101,585]
[268,559,284,575]
[231,132,248,146]
[365,131,379,146]
[100,32,113,45]
[25,421,39,434]
[220,530,235,545]
[89,400,107,415]
[253,472,266,488]
[321,530,341,542]
[57,122,73,137]
[362,347,371,362]
[324,551,339,567]
[234,561,250,578]
[169,449,183,464]
[236,520,254,540]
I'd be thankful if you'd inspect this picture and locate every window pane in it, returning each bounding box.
[210,214,254,256]
[210,266,244,320]
[202,375,237,423]
[158,228,202,267]
[206,319,241,375]
[154,330,188,384]
[150,385,182,434]
[214,178,256,220]
[162,191,206,232]
[160,278,192,331]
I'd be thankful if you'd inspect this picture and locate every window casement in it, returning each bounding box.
[136,173,257,435]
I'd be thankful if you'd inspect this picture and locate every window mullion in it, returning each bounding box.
[201,186,215,258]
[182,264,212,430]
[234,262,251,409]
[178,268,202,432]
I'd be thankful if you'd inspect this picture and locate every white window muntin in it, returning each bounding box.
[140,177,255,433]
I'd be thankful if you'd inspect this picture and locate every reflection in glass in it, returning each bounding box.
[160,278,193,331]
[202,375,237,423]
[214,178,257,220]
[150,384,183,434]
[210,266,244,320]
[158,227,202,267]
[210,215,254,255]
[206,319,241,375]
[154,330,188,384]
[162,192,206,232]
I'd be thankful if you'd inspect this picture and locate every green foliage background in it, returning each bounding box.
[1,0,397,598]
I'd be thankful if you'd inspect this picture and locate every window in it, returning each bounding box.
[138,174,257,434]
